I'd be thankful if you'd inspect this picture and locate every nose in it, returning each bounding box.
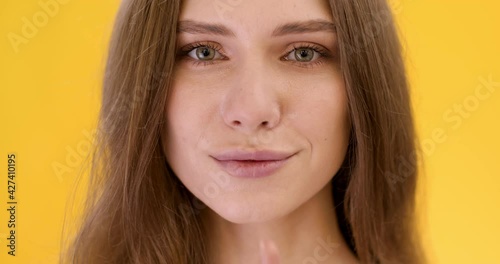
[220,59,282,134]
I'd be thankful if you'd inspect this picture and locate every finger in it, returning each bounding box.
[259,239,281,264]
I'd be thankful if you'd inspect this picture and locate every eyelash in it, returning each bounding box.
[177,41,333,69]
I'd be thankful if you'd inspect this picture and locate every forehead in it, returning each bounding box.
[178,0,334,35]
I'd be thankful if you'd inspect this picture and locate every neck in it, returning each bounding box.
[201,180,358,264]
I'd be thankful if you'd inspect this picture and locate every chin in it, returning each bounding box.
[206,196,290,224]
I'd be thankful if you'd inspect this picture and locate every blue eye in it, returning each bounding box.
[285,48,320,62]
[280,43,334,69]
[282,43,332,63]
[187,46,224,61]
[178,42,333,69]
[180,42,225,62]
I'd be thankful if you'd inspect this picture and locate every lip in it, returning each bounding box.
[211,150,295,178]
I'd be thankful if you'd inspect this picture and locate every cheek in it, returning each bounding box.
[166,77,215,147]
[164,79,220,190]
[164,81,195,165]
[165,66,232,156]
[294,74,348,133]
[289,77,350,172]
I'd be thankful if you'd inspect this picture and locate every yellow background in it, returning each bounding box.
[0,0,499,263]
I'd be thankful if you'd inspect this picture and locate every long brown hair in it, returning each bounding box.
[61,0,425,263]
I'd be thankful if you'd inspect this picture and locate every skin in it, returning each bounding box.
[163,0,358,263]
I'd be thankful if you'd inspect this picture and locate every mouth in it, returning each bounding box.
[213,152,294,178]
[211,149,295,161]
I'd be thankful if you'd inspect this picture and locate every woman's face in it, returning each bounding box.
[163,0,350,223]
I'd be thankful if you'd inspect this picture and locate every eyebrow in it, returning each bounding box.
[177,19,336,37]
